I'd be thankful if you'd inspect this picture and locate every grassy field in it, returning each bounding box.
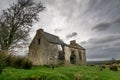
[0,65,120,80]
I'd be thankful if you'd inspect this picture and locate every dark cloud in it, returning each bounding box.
[92,23,111,31]
[82,34,120,60]
[54,28,62,33]
[66,32,77,39]
[87,44,120,60]
[88,34,120,44]
[86,0,120,19]
[113,17,120,23]
[87,51,120,60]
[92,17,120,32]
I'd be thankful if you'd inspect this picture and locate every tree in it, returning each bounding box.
[111,58,116,64]
[0,0,45,53]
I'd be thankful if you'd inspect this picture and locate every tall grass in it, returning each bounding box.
[0,66,120,80]
[5,55,33,69]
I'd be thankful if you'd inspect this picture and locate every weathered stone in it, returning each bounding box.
[28,28,86,66]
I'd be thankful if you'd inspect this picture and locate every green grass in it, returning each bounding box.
[0,66,120,80]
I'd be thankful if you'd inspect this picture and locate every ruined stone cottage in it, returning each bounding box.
[28,29,86,66]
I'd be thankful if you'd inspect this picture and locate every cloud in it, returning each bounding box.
[113,17,120,23]
[92,17,120,32]
[89,34,120,44]
[32,0,120,61]
[82,34,120,49]
[86,43,120,61]
[81,33,120,60]
[54,28,62,33]
[91,23,111,31]
[66,32,77,39]
[80,41,87,45]
[86,0,120,19]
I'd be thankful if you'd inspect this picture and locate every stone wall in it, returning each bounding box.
[29,31,60,65]
[64,46,71,65]
[29,29,86,66]
[29,38,86,66]
[47,43,59,65]
[64,46,86,65]
[29,33,49,65]
[80,50,86,65]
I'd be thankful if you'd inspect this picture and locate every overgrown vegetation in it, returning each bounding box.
[109,65,118,71]
[0,66,120,80]
[0,53,6,73]
[0,52,32,73]
[6,55,33,69]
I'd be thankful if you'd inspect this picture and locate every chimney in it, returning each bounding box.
[70,40,76,45]
[37,28,44,34]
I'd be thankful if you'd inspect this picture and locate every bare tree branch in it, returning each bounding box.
[0,0,45,51]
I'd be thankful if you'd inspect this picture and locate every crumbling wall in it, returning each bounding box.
[47,43,59,65]
[64,46,71,65]
[29,33,60,65]
[29,29,86,66]
[28,34,50,65]
[64,46,86,65]
[80,50,86,65]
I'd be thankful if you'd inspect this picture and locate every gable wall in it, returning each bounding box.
[29,33,49,65]
[29,33,61,65]
[64,46,86,65]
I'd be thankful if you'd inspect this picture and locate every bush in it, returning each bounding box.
[5,55,12,67]
[14,57,23,68]
[0,53,6,73]
[101,65,106,69]
[13,57,33,69]
[5,55,33,69]
[22,59,32,69]
[109,65,118,71]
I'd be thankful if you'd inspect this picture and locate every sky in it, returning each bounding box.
[0,0,120,61]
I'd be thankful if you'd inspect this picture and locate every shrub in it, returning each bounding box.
[5,55,12,67]
[0,53,6,73]
[101,65,106,69]
[14,57,23,68]
[109,65,118,71]
[5,55,16,67]
[5,55,32,69]
[13,57,33,69]
[22,59,32,69]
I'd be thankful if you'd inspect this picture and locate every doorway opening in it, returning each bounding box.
[70,51,76,64]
